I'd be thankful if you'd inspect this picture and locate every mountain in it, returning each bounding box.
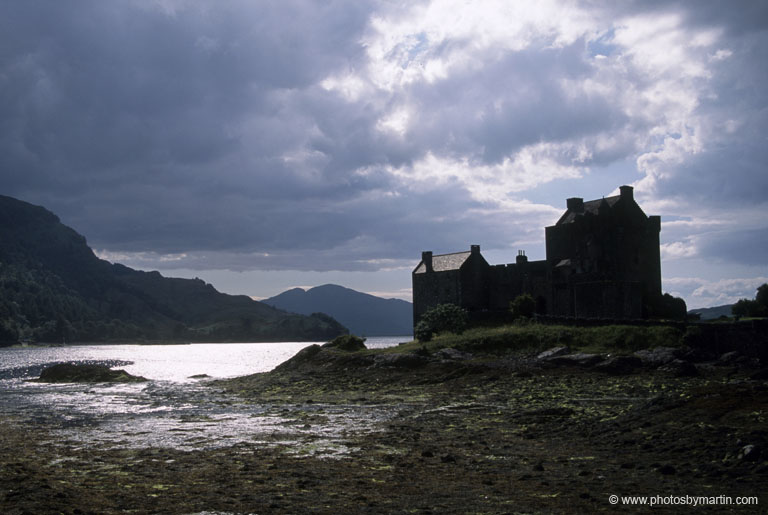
[264,284,413,336]
[0,195,347,344]
[688,304,734,320]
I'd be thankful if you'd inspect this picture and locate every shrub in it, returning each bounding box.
[509,294,536,320]
[414,320,433,342]
[416,304,469,342]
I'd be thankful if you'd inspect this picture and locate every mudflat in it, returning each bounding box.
[2,333,766,513]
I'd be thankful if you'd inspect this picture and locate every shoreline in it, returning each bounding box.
[2,327,766,513]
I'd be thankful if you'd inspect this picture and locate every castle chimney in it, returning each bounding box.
[470,244,480,255]
[422,251,433,272]
[516,250,528,265]
[619,185,634,200]
[566,197,584,212]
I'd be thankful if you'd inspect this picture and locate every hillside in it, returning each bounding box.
[0,195,347,344]
[264,284,413,336]
[688,304,734,320]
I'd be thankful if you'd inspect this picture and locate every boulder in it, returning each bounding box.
[658,359,699,377]
[545,352,604,368]
[537,346,570,360]
[738,444,761,462]
[36,363,147,383]
[633,347,681,366]
[435,348,473,361]
[594,355,643,375]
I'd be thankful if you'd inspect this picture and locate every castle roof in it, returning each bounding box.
[413,251,471,273]
[556,195,621,224]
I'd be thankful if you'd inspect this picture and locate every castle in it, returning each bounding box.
[412,185,663,327]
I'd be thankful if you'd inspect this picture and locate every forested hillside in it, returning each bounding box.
[0,195,347,344]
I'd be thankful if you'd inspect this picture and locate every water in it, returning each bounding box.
[0,336,410,455]
[0,335,408,383]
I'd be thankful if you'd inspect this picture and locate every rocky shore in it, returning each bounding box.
[2,328,767,513]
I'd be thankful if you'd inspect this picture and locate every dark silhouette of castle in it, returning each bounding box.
[413,185,663,327]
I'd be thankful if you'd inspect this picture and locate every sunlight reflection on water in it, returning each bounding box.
[0,337,409,455]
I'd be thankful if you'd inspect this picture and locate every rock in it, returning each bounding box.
[719,351,744,364]
[435,348,473,361]
[537,346,570,360]
[659,359,699,377]
[633,346,681,366]
[717,352,761,369]
[373,353,428,369]
[738,445,761,462]
[322,335,367,352]
[274,344,322,371]
[36,363,147,383]
[545,352,604,368]
[594,355,643,375]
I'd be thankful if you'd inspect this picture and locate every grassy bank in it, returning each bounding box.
[389,323,686,356]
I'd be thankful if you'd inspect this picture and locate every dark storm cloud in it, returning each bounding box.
[1,0,766,275]
[0,1,383,255]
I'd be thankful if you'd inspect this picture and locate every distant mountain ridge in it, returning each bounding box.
[0,195,347,344]
[264,284,413,336]
[688,304,734,320]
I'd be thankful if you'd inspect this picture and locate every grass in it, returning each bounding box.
[386,323,685,357]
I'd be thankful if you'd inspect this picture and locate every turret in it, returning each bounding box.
[566,197,584,212]
[619,185,634,200]
[421,251,433,272]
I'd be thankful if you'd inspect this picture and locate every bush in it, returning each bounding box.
[510,294,536,320]
[416,304,469,342]
[414,320,433,342]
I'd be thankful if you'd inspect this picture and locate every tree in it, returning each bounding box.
[732,284,768,318]
[648,293,687,320]
[0,320,18,344]
[756,284,768,310]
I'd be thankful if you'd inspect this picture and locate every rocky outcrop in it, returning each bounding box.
[36,363,147,383]
[322,335,367,352]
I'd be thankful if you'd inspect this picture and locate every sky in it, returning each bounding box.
[1,0,767,309]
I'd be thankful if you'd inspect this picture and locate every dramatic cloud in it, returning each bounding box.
[1,0,765,303]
